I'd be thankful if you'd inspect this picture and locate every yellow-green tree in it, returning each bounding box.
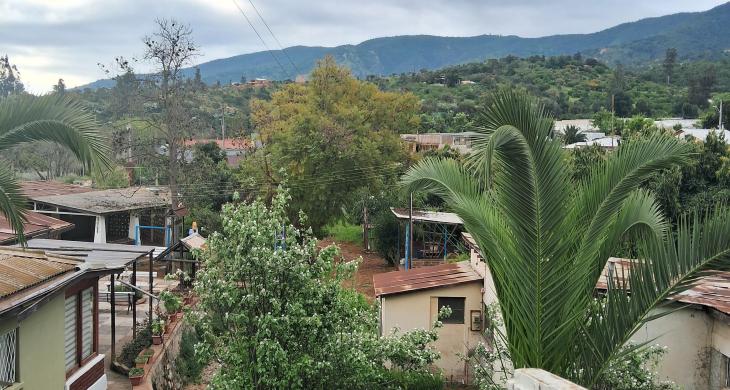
[244,56,420,233]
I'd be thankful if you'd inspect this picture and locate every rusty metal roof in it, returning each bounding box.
[373,261,482,297]
[390,208,463,225]
[596,258,730,315]
[0,211,74,244]
[0,248,80,298]
[21,181,93,198]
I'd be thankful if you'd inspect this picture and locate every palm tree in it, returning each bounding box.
[562,124,587,145]
[0,94,110,241]
[402,91,730,386]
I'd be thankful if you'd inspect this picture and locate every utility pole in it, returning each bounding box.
[221,106,226,143]
[362,203,369,251]
[720,100,724,131]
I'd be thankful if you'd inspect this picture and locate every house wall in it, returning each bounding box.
[630,305,712,389]
[380,281,484,381]
[18,293,67,389]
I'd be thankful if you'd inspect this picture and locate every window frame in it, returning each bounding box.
[64,278,98,378]
[437,297,466,324]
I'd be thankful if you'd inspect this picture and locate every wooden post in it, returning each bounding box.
[132,259,137,337]
[362,205,369,251]
[408,192,413,270]
[110,273,116,360]
[148,251,153,327]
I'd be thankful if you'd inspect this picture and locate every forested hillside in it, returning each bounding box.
[77,2,730,89]
[373,55,730,131]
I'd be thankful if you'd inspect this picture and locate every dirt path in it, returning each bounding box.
[318,238,396,299]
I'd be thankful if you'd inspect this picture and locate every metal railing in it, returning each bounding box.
[0,328,17,386]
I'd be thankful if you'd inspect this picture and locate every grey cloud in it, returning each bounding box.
[0,0,725,91]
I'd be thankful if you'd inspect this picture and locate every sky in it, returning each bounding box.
[1,0,726,93]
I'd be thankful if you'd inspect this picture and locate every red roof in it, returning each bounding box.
[21,181,93,198]
[183,138,253,150]
[0,211,74,244]
[373,262,482,297]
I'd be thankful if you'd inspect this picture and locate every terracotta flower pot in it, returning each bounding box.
[130,375,143,386]
[152,335,162,345]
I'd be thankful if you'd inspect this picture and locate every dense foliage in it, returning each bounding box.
[239,57,417,234]
[402,90,730,386]
[376,55,730,133]
[194,187,445,389]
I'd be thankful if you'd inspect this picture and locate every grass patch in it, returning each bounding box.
[324,222,362,244]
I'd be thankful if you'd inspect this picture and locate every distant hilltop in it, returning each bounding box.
[76,2,730,90]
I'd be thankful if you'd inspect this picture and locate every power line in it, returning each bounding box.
[229,0,292,79]
[246,0,300,76]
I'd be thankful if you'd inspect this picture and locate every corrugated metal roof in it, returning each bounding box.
[19,239,158,270]
[390,208,463,225]
[0,211,74,244]
[0,248,79,298]
[597,258,730,315]
[373,261,482,297]
[21,181,93,198]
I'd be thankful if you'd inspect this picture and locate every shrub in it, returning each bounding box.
[118,321,152,368]
[174,328,206,385]
[372,211,400,264]
[324,221,362,244]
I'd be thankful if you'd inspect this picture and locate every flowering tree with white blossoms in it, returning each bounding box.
[193,188,444,389]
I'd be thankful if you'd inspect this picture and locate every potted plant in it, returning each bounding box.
[129,367,144,386]
[151,319,164,345]
[134,354,148,368]
[159,291,182,318]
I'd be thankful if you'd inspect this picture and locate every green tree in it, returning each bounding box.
[0,55,24,98]
[0,95,110,240]
[662,48,677,85]
[52,78,66,96]
[246,56,419,234]
[401,91,730,386]
[562,125,587,145]
[194,188,444,389]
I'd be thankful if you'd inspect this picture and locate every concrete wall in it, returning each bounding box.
[630,305,712,389]
[18,293,67,390]
[380,281,484,381]
[507,368,586,390]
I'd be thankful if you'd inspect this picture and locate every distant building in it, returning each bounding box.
[553,119,598,133]
[373,262,485,382]
[563,135,621,150]
[22,182,171,245]
[677,128,730,141]
[400,132,477,154]
[654,118,699,130]
[460,80,476,85]
[184,138,255,166]
[0,211,73,245]
[247,78,272,88]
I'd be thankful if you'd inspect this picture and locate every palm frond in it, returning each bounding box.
[575,206,730,386]
[0,94,111,171]
[0,164,27,243]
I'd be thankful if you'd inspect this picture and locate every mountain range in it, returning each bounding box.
[78,2,730,89]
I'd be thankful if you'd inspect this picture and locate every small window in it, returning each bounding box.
[64,295,77,371]
[725,353,730,387]
[438,297,465,324]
